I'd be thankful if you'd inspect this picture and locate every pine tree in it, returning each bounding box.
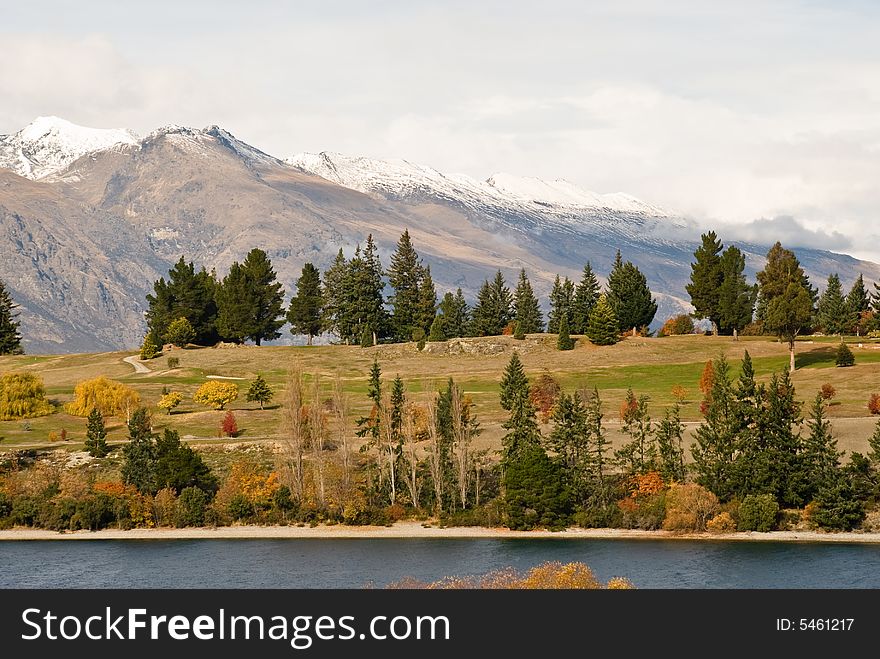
[801,392,842,501]
[764,282,814,373]
[321,249,348,339]
[585,294,620,346]
[360,235,389,344]
[868,418,880,470]
[216,249,286,346]
[287,263,323,345]
[428,315,446,342]
[873,282,880,313]
[614,389,656,475]
[835,341,855,367]
[246,374,274,410]
[84,409,110,458]
[438,289,470,338]
[121,408,157,495]
[572,263,600,335]
[415,265,437,338]
[556,315,574,350]
[146,257,220,346]
[387,229,423,342]
[547,275,575,334]
[606,251,657,333]
[513,269,543,334]
[846,274,870,335]
[342,239,387,346]
[547,392,590,502]
[0,279,23,355]
[755,242,817,316]
[500,352,529,413]
[717,246,754,337]
[686,231,724,334]
[761,370,806,507]
[656,402,686,482]
[471,271,512,336]
[817,274,848,336]
[691,355,739,501]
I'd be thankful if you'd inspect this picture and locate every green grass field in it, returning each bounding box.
[2,334,879,458]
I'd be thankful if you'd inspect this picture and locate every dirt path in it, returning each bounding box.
[122,354,150,374]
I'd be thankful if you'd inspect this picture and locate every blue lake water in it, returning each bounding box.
[1,538,878,588]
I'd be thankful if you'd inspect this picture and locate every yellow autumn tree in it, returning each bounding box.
[0,372,53,420]
[157,391,184,414]
[193,381,239,410]
[66,376,140,420]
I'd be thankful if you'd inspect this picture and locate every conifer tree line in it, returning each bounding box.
[491,350,880,531]
[686,233,880,372]
[143,231,661,349]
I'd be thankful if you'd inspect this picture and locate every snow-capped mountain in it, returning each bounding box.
[0,116,878,353]
[287,151,674,226]
[0,116,139,180]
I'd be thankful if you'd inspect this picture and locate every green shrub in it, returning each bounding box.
[738,494,779,532]
[10,496,40,526]
[272,485,295,513]
[166,357,180,369]
[228,494,255,521]
[73,495,116,531]
[175,487,209,527]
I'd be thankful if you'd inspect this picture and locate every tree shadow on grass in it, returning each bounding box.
[796,346,837,369]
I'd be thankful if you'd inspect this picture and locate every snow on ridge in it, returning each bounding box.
[0,116,139,180]
[288,151,673,217]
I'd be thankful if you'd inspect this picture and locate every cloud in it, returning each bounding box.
[715,216,855,252]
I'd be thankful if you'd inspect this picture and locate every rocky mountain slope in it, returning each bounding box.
[0,118,877,353]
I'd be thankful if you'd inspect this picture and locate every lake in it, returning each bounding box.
[2,538,879,588]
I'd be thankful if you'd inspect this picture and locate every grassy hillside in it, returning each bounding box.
[2,334,880,458]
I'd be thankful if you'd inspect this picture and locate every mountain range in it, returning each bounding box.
[0,116,877,353]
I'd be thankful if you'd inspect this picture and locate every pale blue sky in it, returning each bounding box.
[3,1,880,258]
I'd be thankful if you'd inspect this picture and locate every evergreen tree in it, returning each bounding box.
[547,275,574,334]
[764,282,814,373]
[415,266,437,338]
[717,246,754,337]
[513,320,525,340]
[656,402,686,482]
[471,271,512,336]
[360,235,389,344]
[503,442,570,530]
[246,374,274,410]
[846,274,870,334]
[686,231,724,334]
[691,355,739,501]
[816,274,848,336]
[153,428,217,495]
[583,387,610,494]
[556,315,574,350]
[164,317,195,348]
[572,263,601,335]
[761,371,806,507]
[606,251,657,333]
[321,249,348,339]
[801,392,842,501]
[0,279,23,355]
[356,359,382,443]
[387,229,423,342]
[585,294,620,346]
[499,352,540,463]
[146,257,220,345]
[547,392,590,502]
[287,263,323,345]
[218,248,286,346]
[341,238,387,345]
[500,352,529,412]
[513,269,544,334]
[755,242,817,317]
[614,389,656,475]
[84,409,109,458]
[428,315,445,342]
[121,408,157,494]
[868,418,880,470]
[873,282,880,313]
[438,289,470,338]
[835,341,855,367]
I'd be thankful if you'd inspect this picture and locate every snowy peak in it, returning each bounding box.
[0,116,139,180]
[288,150,671,217]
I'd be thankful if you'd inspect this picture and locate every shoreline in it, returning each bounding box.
[1,522,879,544]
